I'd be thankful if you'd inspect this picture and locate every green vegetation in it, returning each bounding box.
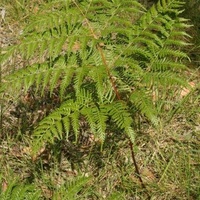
[0,0,199,199]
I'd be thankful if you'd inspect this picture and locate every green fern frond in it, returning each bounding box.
[62,116,70,139]
[158,48,188,58]
[89,65,108,102]
[0,46,16,65]
[165,39,191,46]
[81,107,97,134]
[74,67,91,95]
[130,90,159,126]
[32,101,73,152]
[142,71,188,88]
[3,63,47,94]
[0,178,41,200]
[71,111,80,143]
[125,126,136,144]
[52,175,91,200]
[93,107,108,145]
[3,62,60,96]
[122,45,153,61]
[150,59,187,71]
[107,101,133,129]
[49,68,63,96]
[25,10,69,34]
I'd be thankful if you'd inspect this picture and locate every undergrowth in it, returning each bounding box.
[0,0,199,199]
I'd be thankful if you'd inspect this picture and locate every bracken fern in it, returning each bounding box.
[0,0,191,153]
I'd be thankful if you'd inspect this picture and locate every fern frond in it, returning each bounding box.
[150,59,187,71]
[108,101,133,129]
[62,116,70,139]
[70,111,80,143]
[89,65,108,102]
[2,62,58,96]
[52,175,91,200]
[125,126,136,144]
[93,107,108,145]
[0,178,41,200]
[32,100,73,152]
[74,66,91,95]
[25,10,69,34]
[158,48,188,59]
[130,90,159,126]
[49,68,63,96]
[0,46,16,65]
[3,63,47,94]
[81,107,97,134]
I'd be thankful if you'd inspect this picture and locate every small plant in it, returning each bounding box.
[0,0,191,192]
[0,177,41,200]
[52,175,91,200]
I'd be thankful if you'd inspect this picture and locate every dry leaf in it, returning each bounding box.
[180,81,195,97]
[72,41,81,52]
[141,167,156,183]
[31,147,46,162]
[2,180,8,192]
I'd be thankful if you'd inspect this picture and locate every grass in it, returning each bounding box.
[0,116,200,199]
[0,101,199,199]
[0,0,200,199]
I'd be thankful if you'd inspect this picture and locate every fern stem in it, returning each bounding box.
[0,104,2,136]
[73,0,121,99]
[98,39,150,198]
[129,141,150,199]
[0,62,2,136]
[97,45,121,100]
[72,1,148,192]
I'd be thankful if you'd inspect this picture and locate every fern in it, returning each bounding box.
[0,0,191,154]
[0,178,41,200]
[52,175,91,200]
